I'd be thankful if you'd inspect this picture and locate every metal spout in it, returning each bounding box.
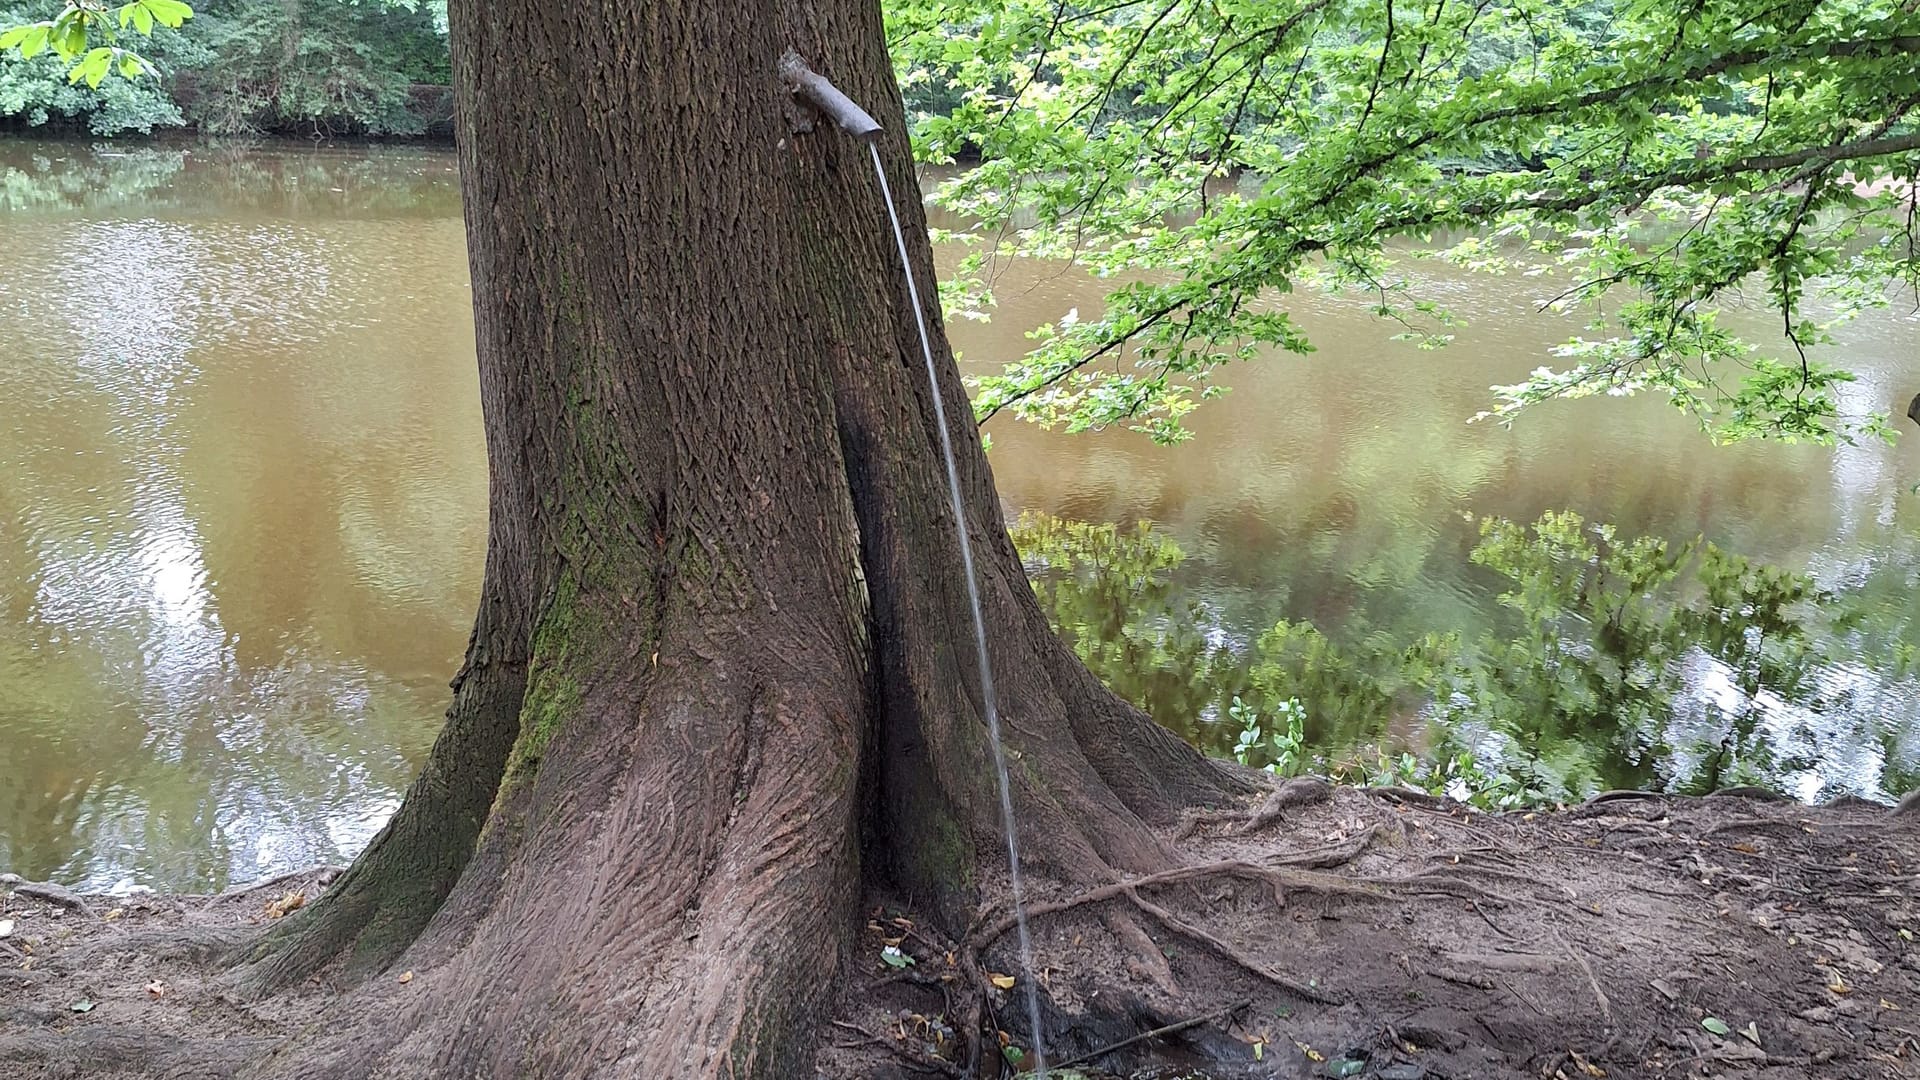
[779,50,882,141]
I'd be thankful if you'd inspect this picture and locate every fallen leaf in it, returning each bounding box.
[70,999,95,1013]
[1901,928,1914,942]
[1827,970,1852,995]
[1701,1017,1731,1036]
[1881,999,1901,1011]
[1740,1021,1760,1046]
[1571,1049,1607,1077]
[145,980,167,998]
[1731,842,1758,855]
[1649,979,1679,1001]
[397,970,414,984]
[989,973,1016,989]
[880,946,913,970]
[1294,1039,1325,1062]
[263,890,305,919]
[102,908,124,921]
[0,919,12,939]
[1252,1040,1264,1061]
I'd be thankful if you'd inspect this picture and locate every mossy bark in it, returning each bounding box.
[231,0,1244,1074]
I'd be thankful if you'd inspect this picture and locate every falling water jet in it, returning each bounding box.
[781,51,1049,1077]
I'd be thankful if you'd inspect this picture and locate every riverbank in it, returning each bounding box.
[3,785,1915,1079]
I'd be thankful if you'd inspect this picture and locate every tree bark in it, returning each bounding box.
[233,0,1242,1074]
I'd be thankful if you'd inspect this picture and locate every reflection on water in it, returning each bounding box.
[965,234,1920,805]
[0,142,480,890]
[1013,509,1919,803]
[0,140,1915,889]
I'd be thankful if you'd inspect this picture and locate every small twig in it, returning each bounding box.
[1466,899,1518,941]
[1051,1000,1251,1070]
[217,864,345,902]
[1503,978,1549,1016]
[1564,942,1614,1028]
[1698,819,1799,840]
[829,1020,966,1078]
[1424,967,1496,990]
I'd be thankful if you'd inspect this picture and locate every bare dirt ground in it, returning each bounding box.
[4,785,1917,1079]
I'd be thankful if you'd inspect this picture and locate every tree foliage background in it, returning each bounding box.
[7,1,1918,444]
[0,0,448,136]
[889,0,1920,444]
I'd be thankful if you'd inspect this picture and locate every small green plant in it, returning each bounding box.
[1231,696,1307,776]
[1333,746,1554,811]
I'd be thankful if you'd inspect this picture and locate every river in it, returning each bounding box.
[2,140,1916,890]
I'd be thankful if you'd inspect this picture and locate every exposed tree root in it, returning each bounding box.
[1050,999,1250,1070]
[1103,910,1180,998]
[11,786,1920,1080]
[210,864,345,904]
[1269,824,1377,869]
[0,874,93,916]
[0,1029,276,1080]
[969,857,1388,951]
[1120,886,1341,1005]
[1173,776,1333,840]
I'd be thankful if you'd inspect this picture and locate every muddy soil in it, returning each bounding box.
[4,786,1917,1079]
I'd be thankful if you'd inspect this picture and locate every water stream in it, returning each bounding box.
[870,141,1049,1076]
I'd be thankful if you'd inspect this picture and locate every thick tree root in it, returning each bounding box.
[210,864,345,904]
[1173,776,1333,840]
[969,856,1388,949]
[1,873,93,916]
[1049,1000,1250,1071]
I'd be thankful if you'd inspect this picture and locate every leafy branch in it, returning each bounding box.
[1,0,193,86]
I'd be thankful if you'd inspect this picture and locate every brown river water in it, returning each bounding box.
[2,140,1916,890]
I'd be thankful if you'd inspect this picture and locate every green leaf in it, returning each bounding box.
[0,25,32,48]
[70,46,112,87]
[70,999,95,1013]
[118,52,143,78]
[58,17,87,60]
[879,945,914,969]
[1701,1017,1730,1036]
[18,24,51,58]
[141,0,193,28]
[1328,1058,1366,1078]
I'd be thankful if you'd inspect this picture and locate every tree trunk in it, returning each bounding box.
[233,0,1242,1074]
